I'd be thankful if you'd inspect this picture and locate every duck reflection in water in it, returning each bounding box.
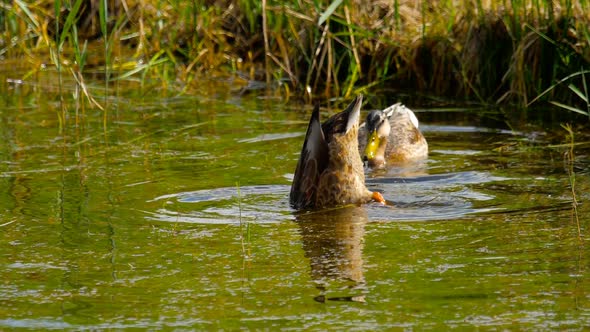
[295,206,369,303]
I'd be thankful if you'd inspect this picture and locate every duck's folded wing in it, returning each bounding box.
[289,105,329,209]
[382,102,403,118]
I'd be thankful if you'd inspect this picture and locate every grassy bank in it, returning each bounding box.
[1,0,589,113]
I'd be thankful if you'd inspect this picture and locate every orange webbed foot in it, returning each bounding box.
[371,191,386,205]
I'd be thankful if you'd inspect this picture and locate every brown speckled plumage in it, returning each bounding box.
[290,95,383,210]
[315,127,371,208]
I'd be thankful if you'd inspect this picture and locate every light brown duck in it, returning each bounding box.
[290,95,385,210]
[359,103,428,168]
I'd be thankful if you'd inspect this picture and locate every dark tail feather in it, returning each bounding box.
[289,104,328,209]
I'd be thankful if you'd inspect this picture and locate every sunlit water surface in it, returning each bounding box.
[1,73,589,329]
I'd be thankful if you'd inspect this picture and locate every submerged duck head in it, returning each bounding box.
[290,95,385,210]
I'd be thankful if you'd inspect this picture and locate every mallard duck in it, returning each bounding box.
[359,103,428,168]
[290,95,386,210]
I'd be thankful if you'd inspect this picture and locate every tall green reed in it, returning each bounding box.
[1,0,589,116]
[236,182,250,259]
[99,0,109,132]
[530,69,590,117]
[561,123,582,242]
[54,0,64,131]
[52,0,84,131]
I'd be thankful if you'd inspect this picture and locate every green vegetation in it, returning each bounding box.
[561,123,582,240]
[1,0,589,111]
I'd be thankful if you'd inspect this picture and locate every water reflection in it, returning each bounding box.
[295,206,369,303]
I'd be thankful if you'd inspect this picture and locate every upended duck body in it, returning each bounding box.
[290,95,385,210]
[359,103,428,168]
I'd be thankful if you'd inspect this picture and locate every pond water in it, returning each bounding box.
[1,71,589,329]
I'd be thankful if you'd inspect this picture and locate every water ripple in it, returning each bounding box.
[146,171,509,224]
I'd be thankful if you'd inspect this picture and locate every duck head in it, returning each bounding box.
[363,109,390,168]
[363,103,424,168]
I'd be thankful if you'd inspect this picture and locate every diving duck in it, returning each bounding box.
[290,95,386,210]
[359,103,428,168]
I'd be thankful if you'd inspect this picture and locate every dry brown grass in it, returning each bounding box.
[1,0,589,106]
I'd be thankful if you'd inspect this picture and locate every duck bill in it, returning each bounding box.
[364,130,381,161]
